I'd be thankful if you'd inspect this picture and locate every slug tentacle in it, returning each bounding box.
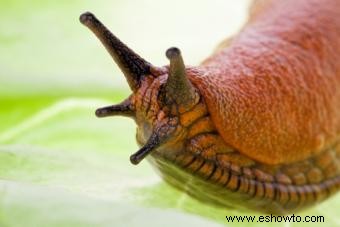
[130,132,161,165]
[81,0,340,214]
[165,47,199,112]
[80,12,151,91]
[132,116,179,165]
[95,98,134,118]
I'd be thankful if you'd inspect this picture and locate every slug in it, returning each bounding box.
[80,0,340,214]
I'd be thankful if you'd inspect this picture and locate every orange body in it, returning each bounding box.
[81,0,340,214]
[195,0,340,165]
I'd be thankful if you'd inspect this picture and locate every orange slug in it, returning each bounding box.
[80,0,340,214]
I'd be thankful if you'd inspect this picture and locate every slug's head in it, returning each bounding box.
[80,12,200,165]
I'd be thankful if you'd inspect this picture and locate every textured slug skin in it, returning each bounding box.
[190,0,340,165]
[84,0,340,214]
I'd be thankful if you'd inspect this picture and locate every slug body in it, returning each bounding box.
[80,0,340,214]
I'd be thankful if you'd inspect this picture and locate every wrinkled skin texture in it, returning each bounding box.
[83,0,340,214]
[198,0,340,165]
[133,0,340,213]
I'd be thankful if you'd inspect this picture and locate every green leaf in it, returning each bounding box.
[1,96,339,227]
[0,97,223,227]
[0,0,339,226]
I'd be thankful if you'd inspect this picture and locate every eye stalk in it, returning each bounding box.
[165,47,199,112]
[80,12,151,91]
[80,12,194,165]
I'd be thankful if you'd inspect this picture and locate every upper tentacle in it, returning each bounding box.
[80,12,151,91]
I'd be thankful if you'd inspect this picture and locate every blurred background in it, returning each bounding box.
[0,0,339,226]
